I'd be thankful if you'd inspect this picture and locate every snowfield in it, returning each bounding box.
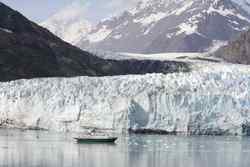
[1,55,250,135]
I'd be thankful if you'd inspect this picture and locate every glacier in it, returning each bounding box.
[1,61,250,135]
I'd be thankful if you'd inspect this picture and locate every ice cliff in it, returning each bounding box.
[1,61,250,135]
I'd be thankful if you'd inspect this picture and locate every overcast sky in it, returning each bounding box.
[0,0,139,23]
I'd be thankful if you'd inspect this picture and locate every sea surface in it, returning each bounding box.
[0,129,250,167]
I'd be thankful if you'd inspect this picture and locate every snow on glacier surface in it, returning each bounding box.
[91,51,205,61]
[1,62,250,135]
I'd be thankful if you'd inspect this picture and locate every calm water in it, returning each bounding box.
[0,130,250,167]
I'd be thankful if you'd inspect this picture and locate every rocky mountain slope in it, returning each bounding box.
[0,2,189,82]
[75,0,250,53]
[215,29,250,64]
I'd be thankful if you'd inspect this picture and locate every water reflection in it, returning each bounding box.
[0,130,250,167]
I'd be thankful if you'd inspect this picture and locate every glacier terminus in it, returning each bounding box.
[1,56,250,136]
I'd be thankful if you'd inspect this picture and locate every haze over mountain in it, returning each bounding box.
[41,1,92,45]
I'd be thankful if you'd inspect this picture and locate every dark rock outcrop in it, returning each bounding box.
[215,29,250,64]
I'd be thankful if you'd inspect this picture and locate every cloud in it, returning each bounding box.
[105,0,139,11]
[83,0,140,22]
[44,0,141,23]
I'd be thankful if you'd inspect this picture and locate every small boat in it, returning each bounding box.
[74,136,118,143]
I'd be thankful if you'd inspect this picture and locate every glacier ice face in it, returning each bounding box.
[1,62,250,135]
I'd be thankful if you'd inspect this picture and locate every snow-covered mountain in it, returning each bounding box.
[41,1,92,45]
[232,0,250,13]
[76,0,250,53]
[1,59,250,135]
